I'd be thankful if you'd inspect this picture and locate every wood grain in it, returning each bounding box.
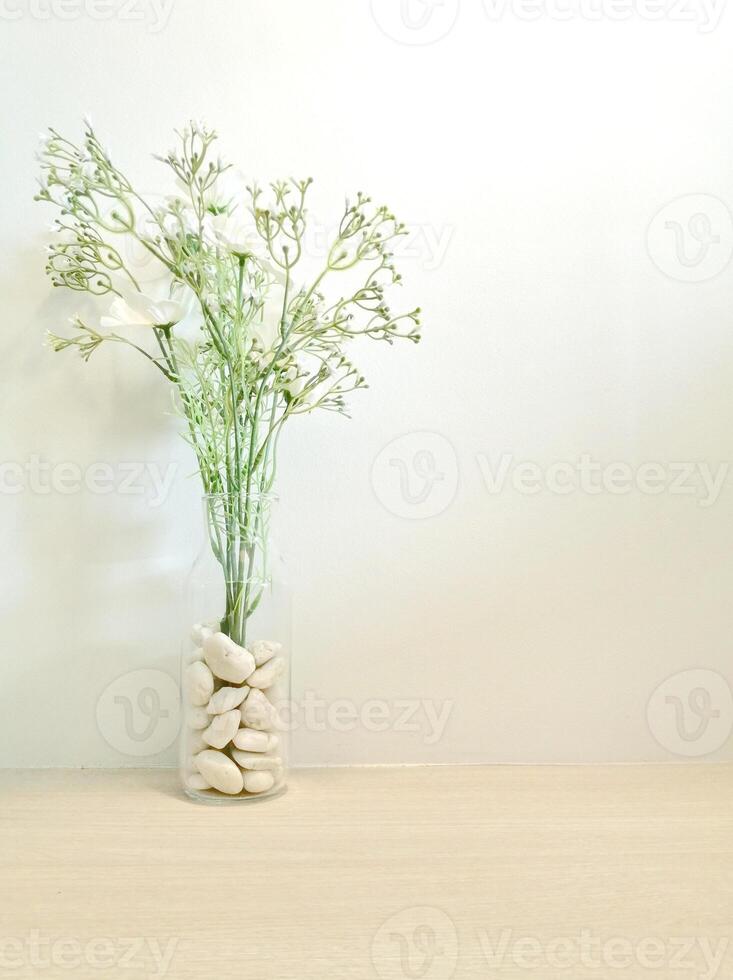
[1,766,731,978]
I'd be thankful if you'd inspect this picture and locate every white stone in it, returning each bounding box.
[190,622,217,646]
[203,632,255,684]
[206,685,249,715]
[232,729,277,753]
[231,750,282,771]
[188,707,210,731]
[195,750,244,795]
[185,732,208,756]
[250,640,282,667]
[241,688,278,731]
[246,656,285,690]
[186,773,210,791]
[184,661,215,707]
[184,647,204,666]
[243,770,275,794]
[202,709,241,749]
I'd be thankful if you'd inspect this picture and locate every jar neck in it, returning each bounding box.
[199,493,277,646]
[201,492,276,539]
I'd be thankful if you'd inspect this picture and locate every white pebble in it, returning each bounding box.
[250,640,282,667]
[190,622,217,646]
[204,632,255,684]
[184,661,214,706]
[185,731,208,755]
[231,750,282,771]
[202,709,241,749]
[247,656,285,690]
[195,750,244,795]
[184,647,204,666]
[186,773,211,791]
[206,685,249,715]
[241,689,278,731]
[243,770,275,794]
[188,707,210,731]
[232,729,277,753]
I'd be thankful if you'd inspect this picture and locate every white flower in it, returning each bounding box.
[284,366,307,399]
[248,285,284,359]
[67,160,96,190]
[157,201,199,239]
[206,210,286,285]
[168,177,228,218]
[101,277,192,330]
[251,317,281,358]
[101,293,187,330]
[283,352,332,406]
[208,211,259,258]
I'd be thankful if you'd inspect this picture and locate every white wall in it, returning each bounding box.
[2,0,733,767]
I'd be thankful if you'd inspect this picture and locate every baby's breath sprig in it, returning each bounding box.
[36,120,423,644]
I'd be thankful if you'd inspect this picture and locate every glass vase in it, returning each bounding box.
[179,492,290,803]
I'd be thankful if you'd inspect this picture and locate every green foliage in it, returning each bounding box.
[36,120,422,642]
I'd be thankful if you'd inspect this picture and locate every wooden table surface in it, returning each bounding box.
[1,766,731,979]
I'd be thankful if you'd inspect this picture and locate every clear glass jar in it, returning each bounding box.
[180,492,290,803]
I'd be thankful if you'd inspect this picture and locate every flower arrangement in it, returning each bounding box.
[35,120,422,647]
